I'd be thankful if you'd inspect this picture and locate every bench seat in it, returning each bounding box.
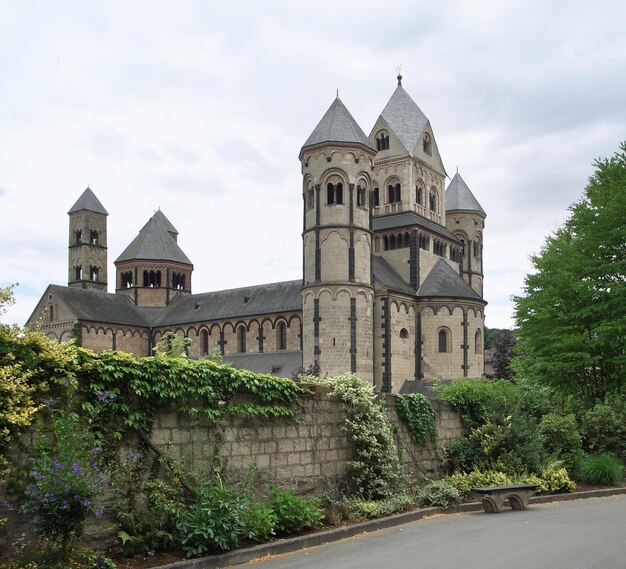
[471,484,540,513]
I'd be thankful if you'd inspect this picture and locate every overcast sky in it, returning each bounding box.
[1,0,625,329]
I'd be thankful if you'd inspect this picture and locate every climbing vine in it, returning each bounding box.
[313,374,404,500]
[76,349,307,452]
[394,393,438,446]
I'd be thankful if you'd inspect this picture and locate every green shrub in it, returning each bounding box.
[445,470,513,496]
[416,480,462,507]
[175,477,246,557]
[580,396,626,460]
[538,413,584,472]
[242,503,277,543]
[375,493,415,516]
[394,393,437,446]
[0,547,116,569]
[578,453,624,486]
[346,499,381,520]
[446,415,546,475]
[270,486,323,535]
[536,463,576,493]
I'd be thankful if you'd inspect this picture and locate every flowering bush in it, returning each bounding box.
[20,402,105,555]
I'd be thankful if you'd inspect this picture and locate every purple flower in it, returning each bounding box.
[71,463,82,475]
[54,462,63,471]
[96,391,116,403]
[81,499,91,507]
[0,501,11,508]
[95,505,105,517]
[43,398,56,407]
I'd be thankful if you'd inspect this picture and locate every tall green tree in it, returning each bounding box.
[514,142,626,404]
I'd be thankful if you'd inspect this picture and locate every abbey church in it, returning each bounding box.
[28,75,487,393]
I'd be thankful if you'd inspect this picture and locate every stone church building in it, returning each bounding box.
[28,75,487,392]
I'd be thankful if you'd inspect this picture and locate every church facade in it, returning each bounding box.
[28,76,487,393]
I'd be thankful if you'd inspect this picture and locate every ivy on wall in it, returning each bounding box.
[394,393,438,446]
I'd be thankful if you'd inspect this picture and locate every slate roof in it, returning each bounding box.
[301,97,376,154]
[372,212,460,242]
[445,173,486,215]
[44,285,148,326]
[372,256,416,295]
[151,280,303,326]
[380,84,430,154]
[115,212,192,265]
[152,209,179,239]
[225,351,303,378]
[68,187,108,215]
[417,258,484,302]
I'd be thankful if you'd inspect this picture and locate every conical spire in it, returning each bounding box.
[379,84,430,154]
[300,97,375,156]
[115,212,191,265]
[445,173,486,215]
[68,187,108,215]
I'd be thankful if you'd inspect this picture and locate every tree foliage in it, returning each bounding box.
[514,142,626,403]
[490,329,517,380]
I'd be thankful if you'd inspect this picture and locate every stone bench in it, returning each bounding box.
[472,484,540,513]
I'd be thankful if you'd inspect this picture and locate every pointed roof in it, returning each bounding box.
[68,187,108,215]
[445,173,486,215]
[28,285,148,327]
[372,256,417,295]
[152,209,179,240]
[379,81,430,154]
[115,212,192,265]
[417,258,484,301]
[301,97,376,155]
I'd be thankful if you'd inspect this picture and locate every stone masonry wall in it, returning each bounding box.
[149,385,463,494]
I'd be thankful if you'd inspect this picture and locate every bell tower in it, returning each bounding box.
[300,97,377,381]
[68,187,108,291]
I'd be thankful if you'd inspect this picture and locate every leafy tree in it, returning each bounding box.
[491,329,517,380]
[514,143,626,404]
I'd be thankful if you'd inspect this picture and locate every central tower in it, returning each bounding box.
[300,97,377,380]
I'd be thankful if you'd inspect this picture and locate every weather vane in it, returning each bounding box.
[395,64,402,75]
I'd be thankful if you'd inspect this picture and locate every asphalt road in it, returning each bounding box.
[235,495,626,569]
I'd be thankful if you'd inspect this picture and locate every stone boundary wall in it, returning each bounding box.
[150,386,464,493]
[1,386,463,547]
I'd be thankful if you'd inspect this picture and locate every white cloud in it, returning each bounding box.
[2,0,625,330]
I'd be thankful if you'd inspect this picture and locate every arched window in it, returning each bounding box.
[438,329,449,353]
[416,184,423,205]
[383,235,389,251]
[144,270,161,287]
[403,232,410,248]
[357,185,367,208]
[475,329,482,354]
[429,189,438,212]
[90,266,99,282]
[399,328,409,340]
[121,271,132,288]
[202,330,209,356]
[75,230,82,244]
[389,234,396,250]
[373,187,380,206]
[423,133,432,155]
[48,305,54,322]
[172,272,185,290]
[90,230,99,245]
[473,240,481,258]
[376,131,390,151]
[238,326,246,353]
[419,234,430,251]
[388,183,401,203]
[306,188,315,210]
[277,321,287,350]
[327,182,343,205]
[75,266,82,280]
